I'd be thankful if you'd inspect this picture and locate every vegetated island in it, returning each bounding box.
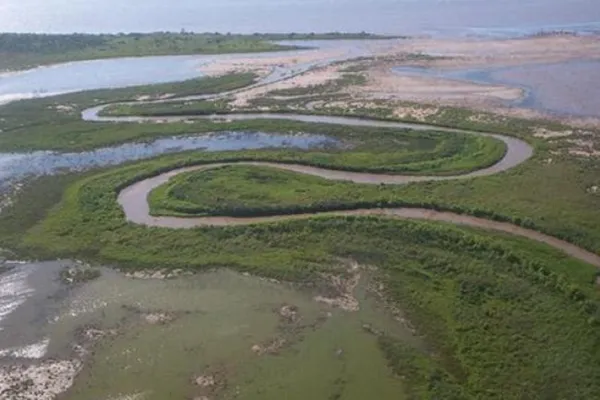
[0,31,401,71]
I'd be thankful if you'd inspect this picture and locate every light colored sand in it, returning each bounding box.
[0,360,82,400]
[533,128,574,139]
[220,35,600,128]
[356,66,524,104]
[198,49,346,78]
[195,375,216,388]
[0,338,49,359]
[566,138,600,157]
[106,393,148,400]
[390,35,600,68]
[232,64,341,107]
[230,60,523,110]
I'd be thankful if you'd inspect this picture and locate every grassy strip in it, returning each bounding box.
[13,159,600,398]
[102,73,368,116]
[0,73,258,151]
[148,164,513,218]
[99,72,260,98]
[142,157,600,259]
[2,73,600,253]
[0,32,290,71]
[0,174,84,250]
[0,32,403,71]
[101,99,232,117]
[0,91,507,178]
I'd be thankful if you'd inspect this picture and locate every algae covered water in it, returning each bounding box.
[0,262,417,399]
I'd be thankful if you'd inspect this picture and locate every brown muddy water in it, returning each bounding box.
[0,260,416,400]
[117,162,600,269]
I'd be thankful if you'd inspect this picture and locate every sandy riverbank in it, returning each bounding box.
[207,35,600,127]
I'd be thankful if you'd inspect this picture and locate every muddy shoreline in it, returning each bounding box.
[0,259,408,399]
[191,35,600,124]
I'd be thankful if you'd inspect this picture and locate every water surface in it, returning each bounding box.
[0,261,415,399]
[393,59,600,117]
[0,132,335,185]
[0,40,373,104]
[0,55,207,105]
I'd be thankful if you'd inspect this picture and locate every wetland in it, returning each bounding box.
[1,31,600,399]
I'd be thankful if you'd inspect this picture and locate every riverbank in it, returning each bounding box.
[1,33,600,399]
[15,166,600,398]
[0,32,399,72]
[193,34,600,125]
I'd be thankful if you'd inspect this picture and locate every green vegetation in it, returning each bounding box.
[0,73,259,151]
[0,32,293,71]
[102,99,231,117]
[378,336,465,398]
[0,174,83,251]
[0,87,598,399]
[142,157,600,258]
[2,74,599,255]
[10,155,599,398]
[148,165,370,216]
[0,31,399,71]
[0,94,505,181]
[2,31,600,399]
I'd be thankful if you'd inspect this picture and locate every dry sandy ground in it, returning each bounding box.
[230,64,342,107]
[357,66,523,103]
[394,35,600,67]
[0,360,82,400]
[206,35,600,130]
[199,48,347,78]
[201,35,600,77]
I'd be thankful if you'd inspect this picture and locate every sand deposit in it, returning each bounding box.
[219,35,600,127]
[314,262,361,312]
[0,359,82,400]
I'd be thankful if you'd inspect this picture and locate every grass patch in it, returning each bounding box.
[148,165,372,217]
[0,73,257,151]
[0,86,506,180]
[0,174,84,250]
[13,158,600,399]
[142,155,600,258]
[0,32,289,71]
[0,32,402,71]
